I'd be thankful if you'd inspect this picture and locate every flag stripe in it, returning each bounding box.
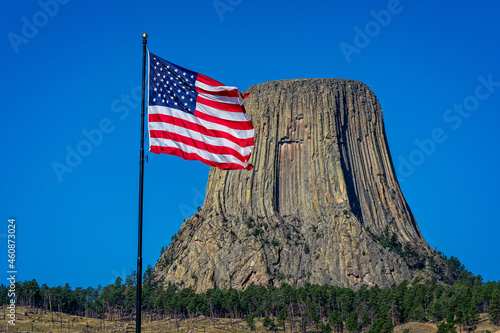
[150,137,248,167]
[197,95,243,113]
[197,91,242,105]
[150,146,252,170]
[195,102,250,122]
[196,85,240,98]
[196,73,223,86]
[150,131,250,163]
[149,105,254,136]
[195,80,238,93]
[149,113,255,147]
[193,110,254,130]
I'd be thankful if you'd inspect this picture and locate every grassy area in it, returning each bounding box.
[0,306,124,332]
[0,306,498,333]
[0,306,255,333]
[394,313,499,333]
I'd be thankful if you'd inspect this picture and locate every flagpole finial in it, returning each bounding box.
[142,33,148,39]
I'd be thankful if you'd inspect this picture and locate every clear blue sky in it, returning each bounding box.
[2,0,499,289]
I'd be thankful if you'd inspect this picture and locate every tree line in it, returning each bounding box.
[2,263,500,333]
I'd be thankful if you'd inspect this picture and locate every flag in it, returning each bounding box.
[147,52,255,170]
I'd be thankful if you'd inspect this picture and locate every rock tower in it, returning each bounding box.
[154,79,433,292]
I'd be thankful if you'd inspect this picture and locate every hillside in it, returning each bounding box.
[1,306,498,333]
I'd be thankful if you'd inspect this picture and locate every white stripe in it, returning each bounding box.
[149,122,254,156]
[196,102,250,122]
[149,106,254,139]
[150,137,246,167]
[198,91,243,105]
[195,80,237,92]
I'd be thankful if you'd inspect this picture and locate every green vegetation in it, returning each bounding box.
[252,228,262,237]
[365,226,475,282]
[366,226,402,253]
[2,260,499,333]
[489,289,500,325]
[246,313,256,330]
[436,314,457,333]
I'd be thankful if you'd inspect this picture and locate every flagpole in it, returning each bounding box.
[136,32,148,333]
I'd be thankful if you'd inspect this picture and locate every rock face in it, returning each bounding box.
[154,79,433,292]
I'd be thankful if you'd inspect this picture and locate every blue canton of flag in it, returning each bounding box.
[149,56,197,114]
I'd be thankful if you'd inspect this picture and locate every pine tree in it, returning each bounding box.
[440,314,457,333]
[468,306,480,332]
[263,316,272,332]
[277,308,287,330]
[320,323,332,333]
[437,321,457,333]
[368,316,393,333]
[246,313,256,331]
[269,319,277,332]
[446,313,456,326]
[489,289,500,326]
[346,312,359,333]
[361,312,371,330]
[382,316,394,333]
[429,300,445,323]
[329,310,344,333]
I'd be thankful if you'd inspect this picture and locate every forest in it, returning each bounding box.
[2,257,500,333]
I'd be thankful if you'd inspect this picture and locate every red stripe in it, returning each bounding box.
[150,146,253,170]
[149,113,255,147]
[196,85,239,98]
[196,73,223,86]
[150,131,250,163]
[197,95,243,113]
[194,110,254,130]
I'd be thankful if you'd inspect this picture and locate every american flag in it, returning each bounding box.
[147,52,254,170]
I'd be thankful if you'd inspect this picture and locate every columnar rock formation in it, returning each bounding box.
[154,79,433,292]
